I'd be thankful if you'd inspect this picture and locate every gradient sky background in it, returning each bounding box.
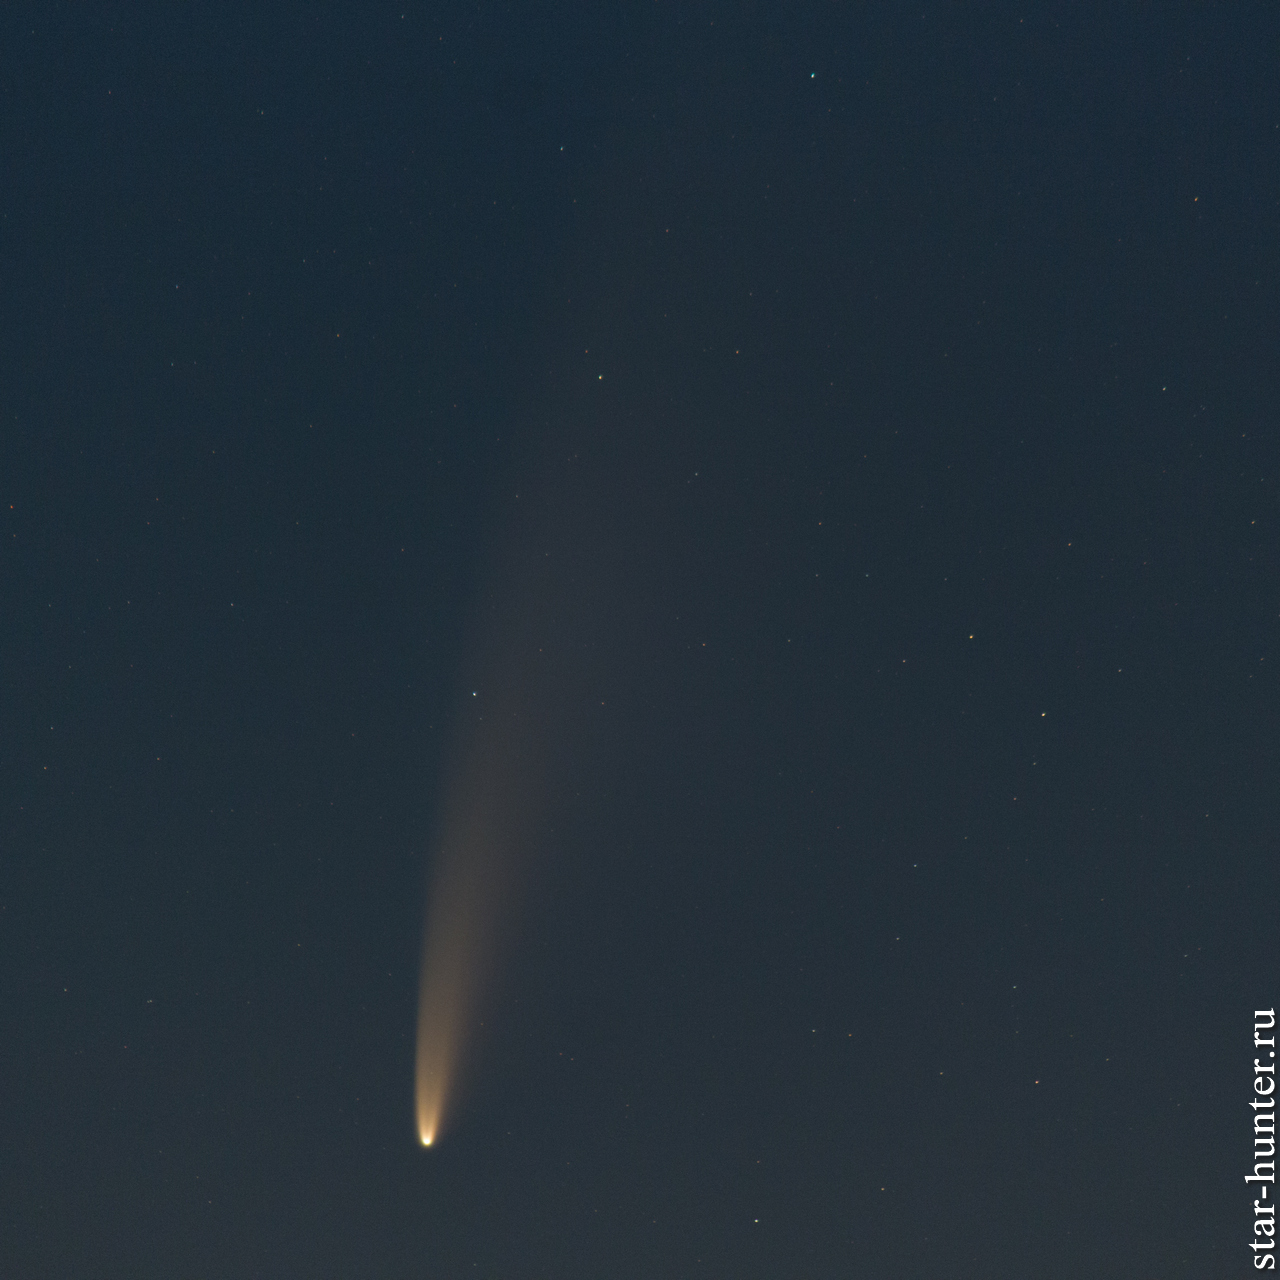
[3,4,1277,1278]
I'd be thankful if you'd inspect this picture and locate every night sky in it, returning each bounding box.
[3,5,1277,1278]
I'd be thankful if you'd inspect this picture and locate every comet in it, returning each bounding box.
[412,450,608,1148]
[413,630,555,1147]
[414,763,520,1149]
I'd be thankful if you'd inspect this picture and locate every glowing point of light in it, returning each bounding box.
[417,1095,439,1147]
[416,1080,443,1150]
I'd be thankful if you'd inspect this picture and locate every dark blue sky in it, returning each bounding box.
[2,4,1277,1277]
